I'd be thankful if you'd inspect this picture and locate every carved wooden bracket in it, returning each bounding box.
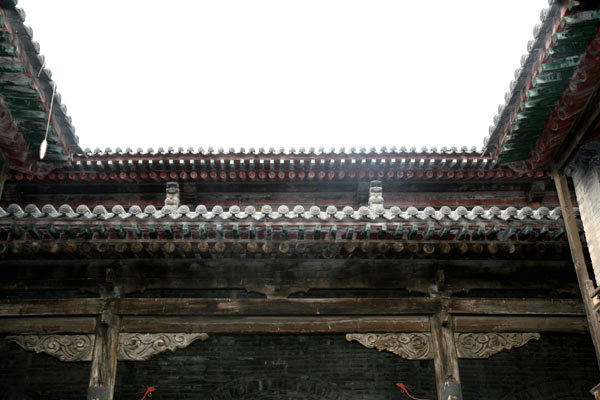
[6,333,208,362]
[454,332,540,359]
[346,332,540,359]
[345,333,434,360]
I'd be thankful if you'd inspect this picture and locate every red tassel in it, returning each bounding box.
[396,383,429,400]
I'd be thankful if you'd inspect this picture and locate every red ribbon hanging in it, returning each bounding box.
[396,383,429,400]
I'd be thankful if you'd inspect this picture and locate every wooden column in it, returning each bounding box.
[553,170,600,368]
[430,311,462,400]
[87,311,121,400]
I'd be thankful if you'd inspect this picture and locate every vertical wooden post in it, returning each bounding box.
[553,170,600,368]
[87,311,121,400]
[430,311,462,400]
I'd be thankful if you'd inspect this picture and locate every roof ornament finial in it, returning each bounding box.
[368,180,384,212]
[165,182,180,208]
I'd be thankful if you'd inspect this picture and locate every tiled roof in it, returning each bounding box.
[76,146,483,157]
[0,203,568,224]
[484,2,600,170]
[8,146,553,183]
[0,1,80,173]
[0,204,573,258]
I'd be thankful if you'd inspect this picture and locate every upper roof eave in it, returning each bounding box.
[483,0,568,156]
[0,0,81,173]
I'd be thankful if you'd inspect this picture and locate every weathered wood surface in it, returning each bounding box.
[0,317,96,334]
[0,315,587,334]
[120,316,431,333]
[430,313,462,400]
[88,313,120,400]
[553,170,600,366]
[453,315,588,333]
[446,298,583,315]
[0,298,585,317]
[0,299,103,316]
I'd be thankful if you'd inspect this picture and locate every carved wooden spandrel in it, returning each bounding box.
[6,333,208,362]
[118,333,208,361]
[346,332,540,360]
[345,333,434,360]
[6,334,94,362]
[454,332,540,359]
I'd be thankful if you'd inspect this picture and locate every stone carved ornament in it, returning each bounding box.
[346,332,540,359]
[6,333,208,362]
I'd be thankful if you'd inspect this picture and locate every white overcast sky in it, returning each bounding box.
[19,1,547,151]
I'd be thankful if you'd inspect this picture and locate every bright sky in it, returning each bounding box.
[19,1,547,151]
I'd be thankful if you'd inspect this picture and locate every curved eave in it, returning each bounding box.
[485,2,600,172]
[0,2,80,174]
[5,152,553,183]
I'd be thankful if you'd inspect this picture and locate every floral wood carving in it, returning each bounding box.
[6,333,208,362]
[118,333,208,361]
[454,333,540,359]
[345,333,433,360]
[6,335,94,362]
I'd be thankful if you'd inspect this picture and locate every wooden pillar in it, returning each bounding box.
[87,311,121,400]
[553,170,600,368]
[430,311,462,400]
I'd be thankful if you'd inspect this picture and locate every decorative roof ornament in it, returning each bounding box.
[165,182,180,208]
[368,180,384,213]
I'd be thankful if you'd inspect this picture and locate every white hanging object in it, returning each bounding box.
[39,139,48,160]
[40,82,57,160]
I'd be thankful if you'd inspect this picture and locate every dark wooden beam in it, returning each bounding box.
[0,298,103,316]
[553,170,600,366]
[122,316,430,334]
[0,315,587,334]
[454,315,588,333]
[0,297,585,318]
[0,317,96,334]
[446,298,583,315]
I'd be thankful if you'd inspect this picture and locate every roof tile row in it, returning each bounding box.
[0,204,567,223]
[77,146,482,157]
